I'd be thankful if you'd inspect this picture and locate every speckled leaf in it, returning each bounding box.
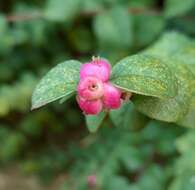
[173,43,195,76]
[177,79,195,128]
[132,64,193,123]
[31,60,82,110]
[86,111,107,133]
[144,33,195,126]
[174,45,195,125]
[173,55,195,77]
[111,54,177,98]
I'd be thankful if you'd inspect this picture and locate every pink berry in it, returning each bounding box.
[77,76,104,100]
[87,175,97,188]
[77,96,103,115]
[80,58,111,82]
[103,83,121,109]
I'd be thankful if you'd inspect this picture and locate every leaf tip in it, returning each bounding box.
[30,104,38,111]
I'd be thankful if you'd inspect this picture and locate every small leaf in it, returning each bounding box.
[169,172,195,190]
[109,102,148,130]
[85,111,107,133]
[0,15,14,54]
[44,0,81,22]
[175,130,195,154]
[31,60,81,110]
[132,64,192,122]
[164,0,195,18]
[82,0,103,12]
[111,54,177,98]
[109,102,133,129]
[133,14,165,47]
[145,32,192,58]
[93,6,133,49]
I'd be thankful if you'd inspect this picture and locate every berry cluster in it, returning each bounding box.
[77,57,122,115]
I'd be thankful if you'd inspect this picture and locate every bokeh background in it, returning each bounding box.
[0,0,195,189]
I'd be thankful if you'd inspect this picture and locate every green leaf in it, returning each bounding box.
[133,14,165,47]
[144,33,195,126]
[177,80,195,128]
[93,6,133,49]
[178,108,195,128]
[109,102,133,129]
[31,60,81,110]
[85,111,107,133]
[104,176,131,190]
[44,0,81,22]
[132,64,192,122]
[164,0,195,18]
[82,0,103,12]
[1,132,27,161]
[0,15,14,54]
[0,15,7,35]
[169,172,195,190]
[59,92,75,104]
[145,32,195,79]
[111,54,177,98]
[175,130,195,154]
[173,55,195,77]
[145,32,192,58]
[135,165,168,190]
[109,102,148,130]
[175,65,195,115]
[172,131,195,183]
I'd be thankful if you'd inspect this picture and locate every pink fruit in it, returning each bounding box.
[77,76,104,100]
[80,58,111,82]
[76,57,123,115]
[77,96,103,115]
[87,175,97,188]
[103,83,121,109]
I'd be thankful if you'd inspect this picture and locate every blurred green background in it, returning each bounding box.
[0,0,195,189]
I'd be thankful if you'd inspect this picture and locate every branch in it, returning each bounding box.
[128,7,160,15]
[80,7,161,17]
[5,7,161,22]
[6,12,43,22]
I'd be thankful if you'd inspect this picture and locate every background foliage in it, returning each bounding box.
[0,0,195,189]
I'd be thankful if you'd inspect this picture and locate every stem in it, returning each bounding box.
[6,12,43,22]
[5,7,161,22]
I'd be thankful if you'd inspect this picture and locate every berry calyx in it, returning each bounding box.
[77,76,104,100]
[80,57,111,82]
